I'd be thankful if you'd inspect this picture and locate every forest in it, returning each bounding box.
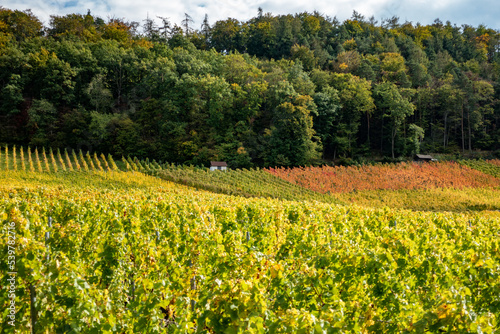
[0,7,499,167]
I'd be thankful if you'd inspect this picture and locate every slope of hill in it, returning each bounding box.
[1,169,499,333]
[1,145,500,212]
[1,7,499,166]
[155,165,341,204]
[265,161,500,193]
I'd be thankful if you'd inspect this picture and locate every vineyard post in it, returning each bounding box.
[20,146,26,171]
[45,217,52,261]
[13,145,17,171]
[5,145,9,170]
[155,230,160,244]
[124,229,136,304]
[190,276,196,312]
[29,275,37,334]
[130,277,135,301]
[329,228,332,248]
[246,231,250,242]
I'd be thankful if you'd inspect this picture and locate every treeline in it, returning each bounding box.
[1,7,499,167]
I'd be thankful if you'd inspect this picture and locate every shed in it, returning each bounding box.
[414,154,437,162]
[210,161,228,171]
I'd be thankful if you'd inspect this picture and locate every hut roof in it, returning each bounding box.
[210,161,228,167]
[415,154,434,160]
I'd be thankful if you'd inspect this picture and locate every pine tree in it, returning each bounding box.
[182,13,194,36]
[201,14,210,43]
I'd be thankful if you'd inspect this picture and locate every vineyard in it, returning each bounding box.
[1,145,499,210]
[458,160,500,179]
[265,161,500,193]
[1,146,500,333]
[154,166,340,204]
[0,146,340,204]
[0,145,119,173]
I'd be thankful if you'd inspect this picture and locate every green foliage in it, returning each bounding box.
[312,86,341,157]
[27,99,57,145]
[266,95,322,166]
[459,159,500,178]
[374,82,415,158]
[0,170,499,333]
[0,74,23,114]
[0,8,43,41]
[155,164,338,203]
[290,44,317,71]
[408,123,425,154]
[330,73,375,157]
[86,74,113,112]
[0,8,499,165]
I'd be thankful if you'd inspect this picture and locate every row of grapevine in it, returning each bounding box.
[115,157,500,212]
[1,170,499,333]
[0,145,342,204]
[154,165,340,204]
[0,145,118,173]
[2,145,499,213]
[119,157,500,210]
[488,159,500,167]
[266,161,500,194]
[334,187,500,213]
[116,157,340,203]
[459,159,500,178]
[122,156,163,174]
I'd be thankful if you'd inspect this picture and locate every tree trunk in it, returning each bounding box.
[392,127,396,159]
[461,102,465,153]
[467,109,472,153]
[443,112,447,148]
[366,110,370,146]
[380,115,384,154]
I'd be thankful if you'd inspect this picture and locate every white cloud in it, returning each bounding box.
[3,0,499,30]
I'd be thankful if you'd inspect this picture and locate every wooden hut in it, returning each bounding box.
[210,161,228,171]
[414,154,437,162]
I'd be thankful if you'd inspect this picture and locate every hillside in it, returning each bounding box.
[1,7,499,168]
[1,142,500,332]
[1,167,499,332]
[1,145,499,212]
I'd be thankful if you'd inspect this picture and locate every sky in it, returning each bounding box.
[3,0,500,31]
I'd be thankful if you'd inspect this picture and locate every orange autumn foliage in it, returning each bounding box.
[487,159,500,167]
[266,161,500,194]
